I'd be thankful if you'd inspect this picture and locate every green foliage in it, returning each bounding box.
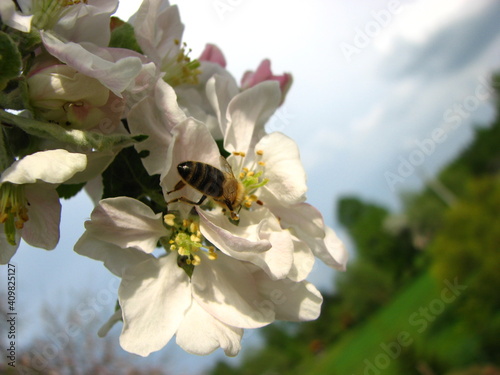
[0,109,145,153]
[338,197,392,263]
[56,182,86,199]
[402,188,448,245]
[336,260,395,322]
[0,31,22,91]
[109,18,143,53]
[429,176,500,361]
[102,146,164,212]
[338,196,422,287]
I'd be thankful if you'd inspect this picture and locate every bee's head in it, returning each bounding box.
[177,161,192,179]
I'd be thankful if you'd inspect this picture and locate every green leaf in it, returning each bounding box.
[109,18,142,53]
[0,31,22,91]
[102,146,165,211]
[56,182,86,199]
[0,77,30,110]
[0,110,145,151]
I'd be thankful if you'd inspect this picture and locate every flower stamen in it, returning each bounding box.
[231,150,270,212]
[162,41,201,87]
[0,183,29,246]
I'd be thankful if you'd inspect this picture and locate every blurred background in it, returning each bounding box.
[2,0,500,374]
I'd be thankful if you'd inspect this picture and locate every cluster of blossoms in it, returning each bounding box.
[0,0,347,357]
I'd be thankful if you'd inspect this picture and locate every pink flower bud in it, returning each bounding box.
[199,43,227,68]
[240,59,292,103]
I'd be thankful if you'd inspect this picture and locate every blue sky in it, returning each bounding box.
[5,0,500,373]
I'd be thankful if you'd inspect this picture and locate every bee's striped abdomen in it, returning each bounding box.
[177,161,224,197]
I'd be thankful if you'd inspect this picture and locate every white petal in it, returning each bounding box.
[41,31,144,96]
[199,207,293,279]
[0,150,87,185]
[119,254,191,356]
[253,269,323,322]
[287,236,315,282]
[257,132,307,204]
[206,74,239,135]
[225,81,281,154]
[74,232,153,277]
[84,197,166,253]
[192,253,275,328]
[268,202,325,239]
[267,202,348,271]
[133,1,184,65]
[0,2,32,32]
[21,185,61,250]
[197,208,271,256]
[52,0,117,46]
[321,226,349,271]
[65,151,115,184]
[83,175,103,206]
[176,302,243,356]
[128,79,186,175]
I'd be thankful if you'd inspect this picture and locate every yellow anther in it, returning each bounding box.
[239,172,246,179]
[191,255,201,266]
[189,222,199,233]
[256,150,264,156]
[182,219,189,227]
[247,171,255,177]
[178,247,189,256]
[164,213,176,226]
[170,244,176,250]
[190,234,201,242]
[208,251,218,260]
[258,161,266,166]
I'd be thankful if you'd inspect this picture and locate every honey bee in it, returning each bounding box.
[167,156,245,221]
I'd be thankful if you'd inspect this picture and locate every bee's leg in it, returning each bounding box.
[223,199,239,221]
[167,180,186,195]
[167,194,208,206]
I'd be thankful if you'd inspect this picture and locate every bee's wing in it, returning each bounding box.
[219,155,235,177]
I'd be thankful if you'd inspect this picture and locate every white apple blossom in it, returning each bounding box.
[74,196,323,356]
[127,74,347,280]
[161,119,300,280]
[132,0,200,87]
[0,149,87,264]
[157,77,348,278]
